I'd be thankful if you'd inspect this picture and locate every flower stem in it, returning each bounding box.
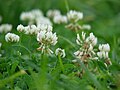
[65,0,69,12]
[58,55,65,73]
[39,53,48,90]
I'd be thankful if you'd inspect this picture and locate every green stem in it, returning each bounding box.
[65,0,69,12]
[58,55,65,73]
[39,53,48,90]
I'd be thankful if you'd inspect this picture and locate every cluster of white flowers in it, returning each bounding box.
[55,48,66,58]
[46,9,68,24]
[5,33,20,42]
[20,9,52,25]
[67,10,83,23]
[66,10,91,31]
[74,32,97,62]
[74,32,111,66]
[17,24,39,35]
[37,25,58,54]
[0,24,12,33]
[97,44,110,59]
[17,24,53,35]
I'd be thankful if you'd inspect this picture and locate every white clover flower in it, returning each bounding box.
[0,24,12,33]
[47,9,61,18]
[67,10,83,22]
[17,24,25,32]
[53,15,68,24]
[55,48,66,58]
[74,32,111,67]
[5,33,20,42]
[37,24,53,32]
[37,27,58,54]
[36,17,52,26]
[81,24,91,30]
[74,32,98,61]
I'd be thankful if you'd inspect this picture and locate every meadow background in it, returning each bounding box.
[0,0,120,90]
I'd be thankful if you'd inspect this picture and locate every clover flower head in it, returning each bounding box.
[74,32,97,61]
[67,10,83,22]
[74,32,111,66]
[5,33,20,42]
[37,26,58,54]
[17,24,25,32]
[55,48,66,58]
[0,24,12,33]
[37,31,57,46]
